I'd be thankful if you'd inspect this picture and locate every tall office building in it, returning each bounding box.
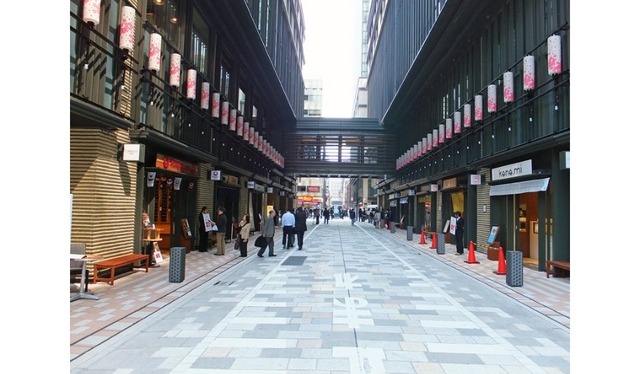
[303,78,323,117]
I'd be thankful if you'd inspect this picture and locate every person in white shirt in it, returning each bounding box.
[280,208,296,249]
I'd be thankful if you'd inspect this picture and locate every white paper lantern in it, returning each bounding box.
[229,109,237,131]
[221,101,229,125]
[422,137,427,154]
[236,116,244,136]
[454,111,461,134]
[427,133,432,151]
[249,127,255,144]
[474,95,483,121]
[503,71,514,103]
[201,82,210,109]
[83,0,101,25]
[547,35,562,75]
[523,55,535,91]
[169,53,181,88]
[438,124,445,143]
[212,93,220,118]
[487,84,497,113]
[432,129,438,148]
[243,122,249,141]
[445,118,452,139]
[119,6,135,51]
[464,104,472,127]
[253,131,259,148]
[186,69,197,99]
[148,33,162,72]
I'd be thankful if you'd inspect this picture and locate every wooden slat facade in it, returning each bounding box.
[70,128,138,261]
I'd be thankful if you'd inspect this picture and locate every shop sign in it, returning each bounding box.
[408,189,415,196]
[400,197,408,204]
[279,191,286,196]
[155,154,198,176]
[430,184,439,192]
[223,175,239,186]
[442,177,457,190]
[470,174,481,185]
[303,196,313,202]
[491,159,533,181]
[307,186,320,192]
[122,144,145,162]
[267,187,274,193]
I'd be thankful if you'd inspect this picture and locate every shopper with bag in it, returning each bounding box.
[257,210,277,257]
[198,207,214,252]
[238,214,251,257]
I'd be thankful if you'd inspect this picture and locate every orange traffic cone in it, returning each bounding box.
[430,232,437,249]
[464,241,480,264]
[419,228,426,244]
[493,246,507,275]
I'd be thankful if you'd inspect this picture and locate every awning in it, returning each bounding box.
[489,177,550,196]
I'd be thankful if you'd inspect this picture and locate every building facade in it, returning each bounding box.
[368,0,570,270]
[70,0,303,260]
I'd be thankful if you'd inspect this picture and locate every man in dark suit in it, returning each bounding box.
[454,211,465,255]
[294,207,308,250]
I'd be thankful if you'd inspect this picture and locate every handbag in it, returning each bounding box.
[254,235,266,248]
[234,236,241,250]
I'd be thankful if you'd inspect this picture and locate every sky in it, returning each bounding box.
[300,0,363,118]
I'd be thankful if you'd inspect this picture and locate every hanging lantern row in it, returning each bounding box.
[396,34,563,171]
[79,2,286,169]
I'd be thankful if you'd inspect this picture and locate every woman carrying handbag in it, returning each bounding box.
[238,214,251,257]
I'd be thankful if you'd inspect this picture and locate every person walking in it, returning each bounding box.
[238,214,251,257]
[454,211,465,255]
[323,208,330,224]
[198,206,213,252]
[294,206,308,250]
[281,208,295,249]
[349,208,356,225]
[314,208,320,225]
[373,209,381,229]
[257,210,277,257]
[215,207,228,255]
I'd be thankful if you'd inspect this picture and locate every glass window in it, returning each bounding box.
[146,0,184,51]
[238,88,246,114]
[220,62,231,99]
[191,10,209,76]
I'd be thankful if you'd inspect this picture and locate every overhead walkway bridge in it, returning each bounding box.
[282,117,396,178]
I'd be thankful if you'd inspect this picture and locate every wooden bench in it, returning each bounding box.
[546,260,570,278]
[93,254,149,285]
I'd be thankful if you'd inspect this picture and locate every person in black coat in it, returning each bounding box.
[454,211,465,255]
[294,207,308,250]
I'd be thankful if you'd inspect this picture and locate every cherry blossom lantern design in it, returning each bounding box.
[422,137,427,154]
[432,129,438,148]
[229,109,237,131]
[523,55,535,91]
[474,95,483,121]
[454,111,462,134]
[221,101,229,125]
[236,116,244,136]
[438,124,445,143]
[249,127,255,145]
[212,93,220,118]
[83,0,101,25]
[148,33,162,72]
[427,133,433,151]
[201,82,210,110]
[503,71,514,103]
[169,53,181,88]
[119,6,135,52]
[186,69,197,100]
[243,122,249,141]
[487,84,497,113]
[464,104,471,128]
[445,119,452,139]
[547,35,562,75]
[253,131,260,148]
